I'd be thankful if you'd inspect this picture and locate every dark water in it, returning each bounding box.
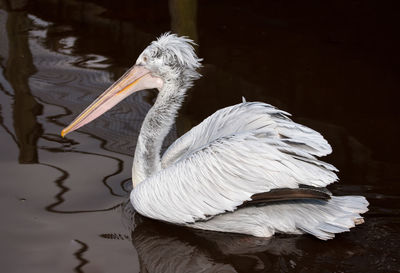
[0,0,399,272]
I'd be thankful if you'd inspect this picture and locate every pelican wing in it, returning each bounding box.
[161,102,333,168]
[131,102,338,224]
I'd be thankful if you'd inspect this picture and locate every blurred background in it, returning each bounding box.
[0,0,399,272]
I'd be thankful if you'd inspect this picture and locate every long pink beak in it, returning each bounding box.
[61,65,163,137]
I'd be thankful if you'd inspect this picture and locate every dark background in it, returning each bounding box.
[29,0,400,161]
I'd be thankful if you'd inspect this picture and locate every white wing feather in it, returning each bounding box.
[161,102,334,168]
[131,101,338,224]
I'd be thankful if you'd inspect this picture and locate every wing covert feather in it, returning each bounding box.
[161,102,333,169]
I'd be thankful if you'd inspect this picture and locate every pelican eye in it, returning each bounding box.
[143,56,148,63]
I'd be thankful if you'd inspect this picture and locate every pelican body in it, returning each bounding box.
[62,34,368,240]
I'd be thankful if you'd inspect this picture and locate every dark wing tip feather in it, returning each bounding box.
[241,187,331,208]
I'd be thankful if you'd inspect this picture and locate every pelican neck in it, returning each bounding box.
[132,84,185,187]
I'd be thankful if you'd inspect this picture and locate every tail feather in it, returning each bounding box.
[296,196,369,240]
[319,222,350,233]
[190,195,369,240]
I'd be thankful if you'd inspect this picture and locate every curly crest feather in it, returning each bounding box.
[137,33,202,91]
[153,33,202,71]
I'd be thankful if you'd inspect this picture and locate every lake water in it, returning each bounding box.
[0,0,399,272]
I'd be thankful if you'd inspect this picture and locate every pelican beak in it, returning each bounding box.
[61,65,163,137]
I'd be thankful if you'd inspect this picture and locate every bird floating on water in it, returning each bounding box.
[62,33,368,240]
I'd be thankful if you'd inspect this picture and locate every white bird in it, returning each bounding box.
[62,33,368,240]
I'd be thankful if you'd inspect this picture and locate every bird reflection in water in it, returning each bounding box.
[113,202,302,273]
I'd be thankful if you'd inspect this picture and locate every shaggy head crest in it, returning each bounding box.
[137,33,202,88]
[152,33,202,71]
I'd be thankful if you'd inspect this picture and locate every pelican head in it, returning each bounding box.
[137,33,202,89]
[61,33,202,137]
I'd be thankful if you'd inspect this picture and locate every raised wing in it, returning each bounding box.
[161,102,332,168]
[131,102,338,224]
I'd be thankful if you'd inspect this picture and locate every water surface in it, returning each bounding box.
[0,0,399,272]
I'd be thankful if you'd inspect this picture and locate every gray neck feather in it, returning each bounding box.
[132,82,186,186]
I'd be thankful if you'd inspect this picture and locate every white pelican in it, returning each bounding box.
[62,33,368,240]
